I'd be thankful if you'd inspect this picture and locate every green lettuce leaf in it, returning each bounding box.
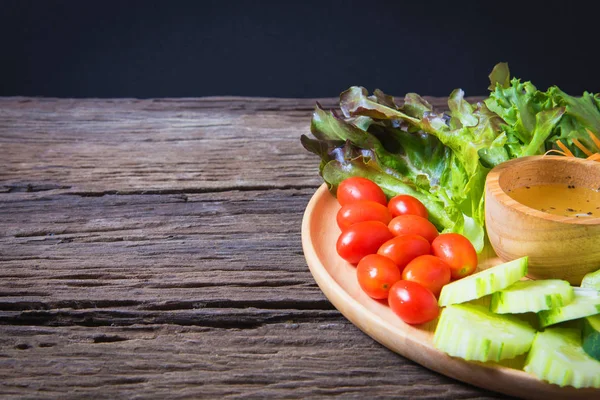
[487,62,510,91]
[486,64,600,158]
[304,90,488,251]
[520,107,566,156]
[548,88,600,156]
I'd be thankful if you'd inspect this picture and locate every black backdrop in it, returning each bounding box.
[2,0,599,98]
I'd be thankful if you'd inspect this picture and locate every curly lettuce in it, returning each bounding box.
[302,63,600,252]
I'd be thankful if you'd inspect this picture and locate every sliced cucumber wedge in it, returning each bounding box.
[433,303,535,362]
[539,287,600,328]
[524,327,600,388]
[438,257,528,307]
[583,314,600,362]
[582,268,600,290]
[490,279,574,314]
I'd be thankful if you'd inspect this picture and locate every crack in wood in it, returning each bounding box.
[104,377,149,385]
[140,299,334,311]
[64,184,320,197]
[3,184,72,193]
[92,334,129,344]
[146,280,309,289]
[14,226,150,238]
[0,291,49,297]
[0,299,141,311]
[46,274,111,280]
[0,298,334,314]
[0,309,340,330]
[64,281,109,287]
[0,256,65,261]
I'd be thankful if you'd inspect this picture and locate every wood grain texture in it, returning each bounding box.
[0,96,506,399]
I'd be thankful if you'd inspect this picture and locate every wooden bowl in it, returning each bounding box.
[485,155,600,284]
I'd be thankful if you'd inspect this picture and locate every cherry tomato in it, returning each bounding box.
[336,221,394,264]
[431,233,478,279]
[388,195,428,218]
[377,234,430,272]
[402,255,451,297]
[336,200,392,231]
[388,280,439,325]
[356,254,402,299]
[388,215,439,243]
[337,177,387,206]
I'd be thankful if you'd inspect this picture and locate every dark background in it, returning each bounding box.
[2,0,599,99]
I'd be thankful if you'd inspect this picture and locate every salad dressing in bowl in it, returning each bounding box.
[485,155,600,284]
[506,184,600,218]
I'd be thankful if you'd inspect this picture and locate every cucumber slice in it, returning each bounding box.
[583,314,600,362]
[433,303,535,362]
[438,257,528,307]
[539,287,600,328]
[490,279,574,314]
[524,327,600,389]
[582,268,600,290]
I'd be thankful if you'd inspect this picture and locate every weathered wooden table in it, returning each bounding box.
[0,97,504,398]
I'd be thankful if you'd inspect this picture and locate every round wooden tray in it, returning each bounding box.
[301,184,599,400]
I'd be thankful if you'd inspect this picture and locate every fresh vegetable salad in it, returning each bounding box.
[302,63,600,389]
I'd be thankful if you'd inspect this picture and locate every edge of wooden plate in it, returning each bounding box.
[301,183,599,400]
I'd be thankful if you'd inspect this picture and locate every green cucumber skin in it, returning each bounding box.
[524,327,600,389]
[475,276,489,298]
[439,257,528,307]
[433,303,535,362]
[539,289,600,328]
[540,304,600,328]
[583,315,600,362]
[490,279,574,314]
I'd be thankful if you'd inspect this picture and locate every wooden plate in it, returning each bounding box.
[301,184,599,400]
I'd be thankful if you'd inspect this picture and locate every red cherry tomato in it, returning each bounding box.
[377,234,430,272]
[431,233,478,279]
[337,177,387,206]
[356,254,402,299]
[388,280,440,325]
[336,200,392,231]
[388,215,439,243]
[336,221,394,264]
[388,195,428,218]
[402,255,451,297]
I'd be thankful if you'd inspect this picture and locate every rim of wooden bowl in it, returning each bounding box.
[486,155,600,226]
